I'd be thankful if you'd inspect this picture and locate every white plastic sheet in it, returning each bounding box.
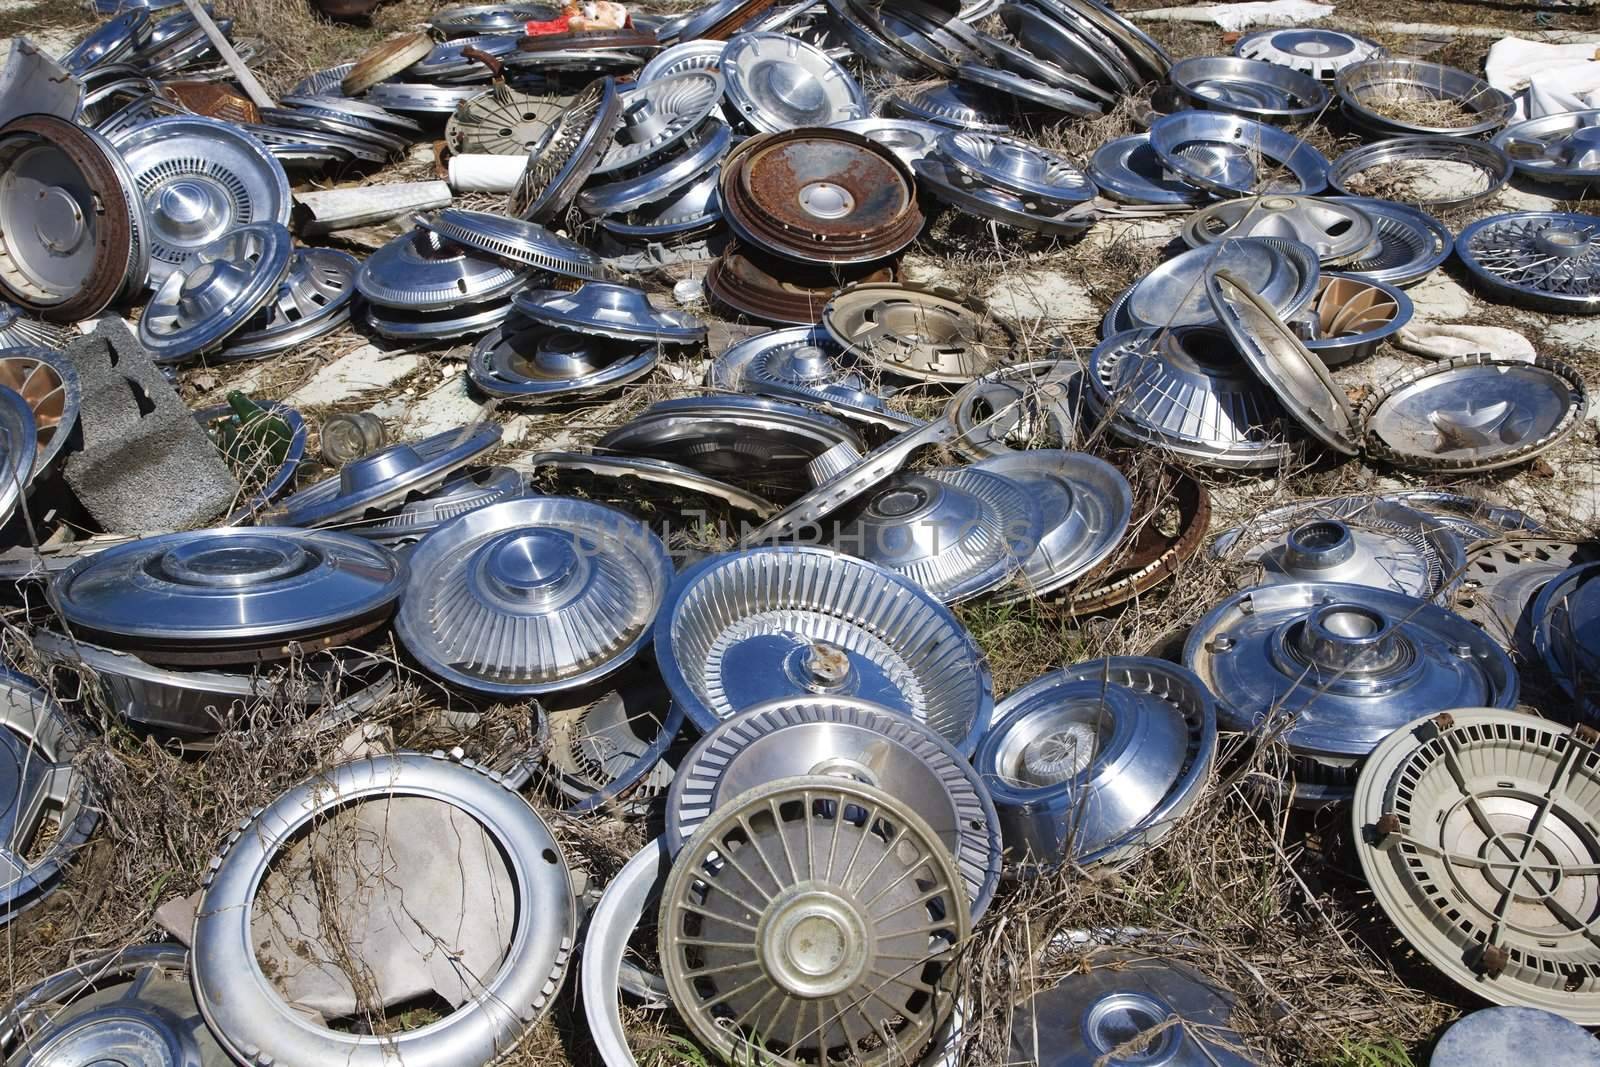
[1486,36,1600,119]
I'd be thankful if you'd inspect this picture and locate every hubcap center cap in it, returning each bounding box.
[34,186,85,254]
[798,181,854,219]
[760,887,870,998]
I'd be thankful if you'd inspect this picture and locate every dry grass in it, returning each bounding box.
[6,2,1600,1066]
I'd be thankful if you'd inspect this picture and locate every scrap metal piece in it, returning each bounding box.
[1453,538,1600,655]
[1293,272,1412,366]
[703,245,888,326]
[659,776,967,1067]
[138,222,294,363]
[342,32,433,95]
[1322,194,1450,288]
[1360,354,1587,473]
[1182,196,1374,265]
[1208,270,1359,456]
[508,76,623,221]
[720,127,923,264]
[1494,109,1600,188]
[1235,27,1384,81]
[1149,110,1330,197]
[447,84,568,157]
[534,667,681,811]
[53,527,405,665]
[827,116,944,165]
[0,346,78,478]
[0,944,228,1065]
[938,130,1096,206]
[1104,237,1318,335]
[357,225,531,312]
[1335,58,1514,139]
[469,322,657,401]
[1353,710,1600,1022]
[532,451,778,517]
[668,695,1003,916]
[1069,462,1209,613]
[722,31,865,131]
[1328,135,1512,213]
[1185,582,1516,804]
[1533,561,1600,722]
[655,545,993,753]
[1432,1008,1600,1067]
[192,753,578,1066]
[886,79,1014,133]
[419,208,605,278]
[343,465,525,549]
[514,282,704,343]
[1088,133,1206,206]
[1169,55,1328,123]
[595,71,724,174]
[219,248,356,361]
[709,325,910,430]
[823,282,1016,385]
[1455,211,1600,314]
[396,497,672,695]
[0,39,82,126]
[0,671,94,927]
[916,157,1095,236]
[977,658,1216,869]
[271,423,502,528]
[1211,496,1465,601]
[976,450,1132,602]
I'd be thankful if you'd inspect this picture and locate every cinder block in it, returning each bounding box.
[61,319,238,533]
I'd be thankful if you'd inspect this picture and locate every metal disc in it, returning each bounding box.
[1432,1007,1600,1067]
[1322,194,1450,287]
[1494,109,1600,187]
[708,325,905,428]
[1,944,228,1066]
[363,81,483,113]
[1088,133,1207,205]
[659,775,967,1067]
[830,466,1042,603]
[533,667,681,812]
[916,157,1096,236]
[937,130,1096,205]
[191,753,577,1067]
[722,31,866,131]
[1329,135,1512,214]
[886,79,1015,133]
[52,527,405,661]
[822,282,1016,385]
[666,695,1003,917]
[1149,110,1330,197]
[446,85,568,157]
[1208,271,1358,456]
[418,208,605,278]
[1001,2,1132,94]
[397,496,671,695]
[0,671,96,926]
[957,61,1104,117]
[357,226,531,312]
[637,39,725,84]
[1532,561,1600,721]
[137,222,293,363]
[508,76,623,222]
[1294,272,1413,366]
[342,32,434,95]
[431,3,557,35]
[219,248,356,361]
[595,71,724,174]
[1086,327,1296,469]
[342,465,526,548]
[514,282,705,344]
[271,423,502,528]
[977,661,1213,869]
[531,451,778,517]
[1457,211,1600,314]
[365,297,514,341]
[1183,581,1517,762]
[0,346,76,478]
[578,121,730,217]
[975,450,1133,601]
[1069,463,1210,613]
[1112,237,1319,334]
[1352,710,1600,1022]
[1236,27,1385,81]
[655,545,993,752]
[1169,55,1329,122]
[595,165,723,236]
[468,322,657,400]
[1335,58,1514,139]
[1211,496,1465,601]
[826,117,944,166]
[1182,196,1374,264]
[1360,354,1588,473]
[1453,538,1600,654]
[946,360,1076,457]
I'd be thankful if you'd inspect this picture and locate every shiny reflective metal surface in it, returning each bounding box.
[137,222,293,363]
[192,753,578,1067]
[1089,133,1208,205]
[1209,271,1359,455]
[823,282,1016,384]
[1108,237,1318,333]
[534,668,680,812]
[709,326,907,429]
[659,776,966,1067]
[108,116,288,286]
[940,137,1094,209]
[1353,710,1600,1022]
[532,451,778,517]
[1456,211,1600,314]
[1236,26,1384,81]
[514,282,705,343]
[830,466,1042,602]
[220,248,356,361]
[1323,194,1451,287]
[1532,561,1600,722]
[0,346,76,478]
[1087,327,1296,469]
[654,546,993,754]
[273,423,502,528]
[1212,496,1464,600]
[977,656,1215,869]
[976,450,1132,601]
[722,32,865,131]
[0,671,96,926]
[916,156,1095,235]
[1149,110,1331,196]
[596,71,724,173]
[419,208,606,279]
[509,76,623,221]
[828,117,945,165]
[1170,55,1329,122]
[1,945,229,1066]
[1329,135,1512,213]
[1182,196,1374,264]
[666,695,1003,916]
[578,123,729,217]
[1360,354,1587,473]
[1009,950,1255,1067]
[1336,58,1514,138]
[396,496,671,694]
[1494,109,1600,187]
[357,226,531,312]
[1184,581,1516,763]
[471,322,656,401]
[1453,538,1599,655]
[1294,272,1412,366]
[886,79,1013,133]
[947,360,1077,457]
[344,465,525,548]
[52,527,405,661]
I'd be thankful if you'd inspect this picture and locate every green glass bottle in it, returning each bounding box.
[224,391,293,468]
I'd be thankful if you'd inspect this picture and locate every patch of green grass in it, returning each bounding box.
[1323,1037,1420,1067]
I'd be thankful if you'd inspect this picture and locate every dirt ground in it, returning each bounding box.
[3,0,1600,1065]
